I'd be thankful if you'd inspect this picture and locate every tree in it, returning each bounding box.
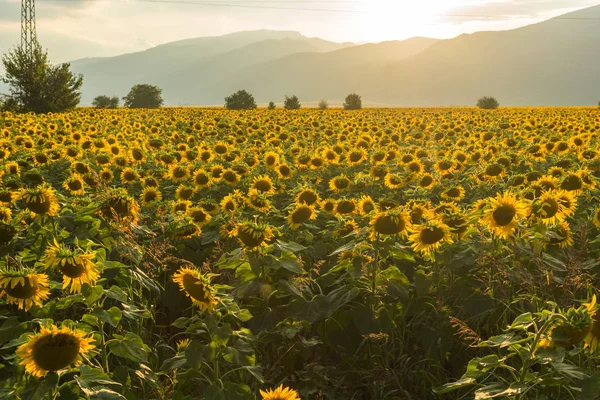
[477,96,500,110]
[268,101,276,110]
[318,100,329,110]
[1,43,83,113]
[284,95,301,110]
[123,84,163,108]
[92,95,119,109]
[343,93,362,110]
[224,90,257,110]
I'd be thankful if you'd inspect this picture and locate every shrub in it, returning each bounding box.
[477,96,500,110]
[343,93,362,110]
[268,101,276,110]
[123,84,163,108]
[92,95,119,109]
[318,100,329,110]
[284,95,301,110]
[224,90,257,110]
[1,43,83,113]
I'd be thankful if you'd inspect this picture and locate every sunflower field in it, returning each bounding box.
[2,107,600,399]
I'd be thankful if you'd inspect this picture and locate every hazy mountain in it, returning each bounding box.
[205,5,600,106]
[70,30,355,105]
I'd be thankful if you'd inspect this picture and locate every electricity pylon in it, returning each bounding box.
[21,0,37,56]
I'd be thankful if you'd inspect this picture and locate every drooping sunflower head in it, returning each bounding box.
[99,189,140,224]
[44,240,99,293]
[370,209,409,239]
[233,220,274,248]
[0,266,50,311]
[16,324,95,377]
[287,204,316,230]
[19,184,59,216]
[260,384,301,400]
[549,306,593,348]
[483,192,529,239]
[247,189,273,213]
[172,267,218,312]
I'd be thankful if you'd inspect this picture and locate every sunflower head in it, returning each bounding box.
[483,192,529,239]
[44,240,99,293]
[288,204,316,230]
[370,209,409,239]
[260,385,300,400]
[19,184,59,216]
[408,219,452,257]
[16,324,95,377]
[0,266,50,311]
[234,221,274,248]
[141,187,162,206]
[172,267,218,311]
[100,189,140,224]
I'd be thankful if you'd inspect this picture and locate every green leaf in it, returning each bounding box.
[213,323,233,346]
[222,347,255,366]
[84,285,105,306]
[107,332,149,363]
[80,387,127,400]
[22,372,59,400]
[0,317,26,345]
[329,241,356,256]
[433,378,477,394]
[161,354,187,372]
[274,240,307,253]
[56,294,86,310]
[551,362,589,380]
[104,286,128,302]
[275,251,303,274]
[121,303,152,320]
[78,365,122,388]
[130,266,162,295]
[508,313,534,330]
[92,307,123,328]
[244,366,264,383]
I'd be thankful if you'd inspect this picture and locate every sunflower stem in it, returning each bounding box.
[98,322,110,373]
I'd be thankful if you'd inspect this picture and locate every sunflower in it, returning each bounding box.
[176,185,195,201]
[62,174,86,196]
[483,192,530,239]
[0,206,11,223]
[584,295,600,352]
[295,188,320,206]
[0,189,16,205]
[141,187,162,207]
[416,173,435,190]
[319,198,336,214]
[233,221,274,248]
[383,173,404,190]
[20,184,59,216]
[357,195,378,216]
[434,159,455,175]
[16,324,95,377]
[0,268,50,311]
[120,167,139,184]
[172,199,192,214]
[192,169,212,189]
[43,241,99,293]
[100,190,140,224]
[100,168,114,183]
[334,199,356,217]
[247,189,273,213]
[441,186,465,202]
[276,164,293,180]
[220,193,238,214]
[251,175,276,194]
[329,175,351,192]
[260,385,300,400]
[169,165,189,182]
[221,169,240,185]
[408,219,453,257]
[186,207,212,227]
[370,209,409,240]
[533,190,567,226]
[172,267,218,312]
[546,222,574,249]
[288,204,316,230]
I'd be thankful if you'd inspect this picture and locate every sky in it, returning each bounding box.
[0,0,598,62]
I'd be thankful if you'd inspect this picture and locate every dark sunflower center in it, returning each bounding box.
[438,161,452,171]
[59,259,87,279]
[173,168,187,178]
[32,333,80,372]
[420,176,433,187]
[214,145,227,154]
[291,207,312,224]
[279,166,291,176]
[178,188,194,199]
[223,171,237,182]
[541,199,559,219]
[493,205,516,226]
[238,228,265,247]
[362,202,375,213]
[68,180,83,191]
[420,227,445,245]
[561,175,582,191]
[336,201,355,214]
[123,172,136,181]
[144,191,158,203]
[374,215,404,235]
[298,192,318,205]
[408,163,421,173]
[446,188,461,198]
[190,210,208,223]
[349,152,362,162]
[485,164,503,176]
[181,274,210,302]
[195,174,209,185]
[104,197,130,217]
[266,156,276,165]
[25,196,51,214]
[224,200,235,211]
[254,180,272,192]
[4,277,38,299]
[334,178,350,189]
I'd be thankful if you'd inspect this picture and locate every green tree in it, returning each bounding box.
[268,101,276,110]
[123,84,163,108]
[476,96,500,110]
[1,44,83,113]
[92,95,119,109]
[318,99,329,110]
[343,93,362,110]
[224,90,257,110]
[284,95,301,110]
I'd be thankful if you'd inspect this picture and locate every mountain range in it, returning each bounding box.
[60,4,600,106]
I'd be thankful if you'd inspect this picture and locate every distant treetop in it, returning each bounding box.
[123,84,163,109]
[477,96,499,110]
[224,90,257,110]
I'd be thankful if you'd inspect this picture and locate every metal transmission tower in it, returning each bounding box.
[21,0,37,56]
